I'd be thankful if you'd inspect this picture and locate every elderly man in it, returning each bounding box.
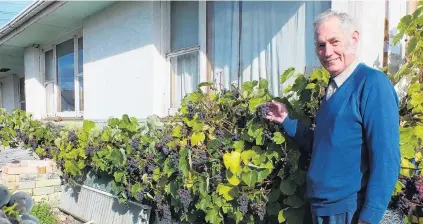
[266,10,400,224]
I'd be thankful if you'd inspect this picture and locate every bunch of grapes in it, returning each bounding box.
[68,131,78,145]
[232,134,241,141]
[127,157,140,175]
[235,108,246,128]
[169,151,179,171]
[177,189,192,213]
[263,129,273,140]
[187,103,195,118]
[156,143,169,156]
[251,202,266,221]
[131,138,140,152]
[231,88,240,99]
[389,176,423,215]
[155,194,172,223]
[237,195,249,215]
[147,162,156,174]
[214,129,225,141]
[258,103,270,119]
[197,111,205,120]
[28,139,38,151]
[192,150,208,167]
[85,145,99,157]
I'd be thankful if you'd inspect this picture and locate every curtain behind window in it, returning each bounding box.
[208,1,331,96]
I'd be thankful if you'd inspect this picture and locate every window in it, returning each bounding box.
[18,77,25,111]
[167,1,205,108]
[43,34,84,117]
[165,1,330,108]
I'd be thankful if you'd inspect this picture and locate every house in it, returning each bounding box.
[0,0,413,122]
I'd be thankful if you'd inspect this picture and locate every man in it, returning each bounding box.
[266,10,401,224]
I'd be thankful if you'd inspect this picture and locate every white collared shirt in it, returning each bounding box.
[326,59,361,100]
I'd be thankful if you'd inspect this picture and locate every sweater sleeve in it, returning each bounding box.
[279,116,314,153]
[359,75,401,224]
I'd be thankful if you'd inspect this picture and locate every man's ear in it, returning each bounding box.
[351,30,359,47]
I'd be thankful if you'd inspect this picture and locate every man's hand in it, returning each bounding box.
[358,220,369,224]
[265,100,289,124]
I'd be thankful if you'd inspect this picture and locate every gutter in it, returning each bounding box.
[0,0,66,44]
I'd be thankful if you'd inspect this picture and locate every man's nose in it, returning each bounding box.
[325,45,333,57]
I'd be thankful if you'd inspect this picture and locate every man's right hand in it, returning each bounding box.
[265,100,289,124]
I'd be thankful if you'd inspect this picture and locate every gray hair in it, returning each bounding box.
[313,10,357,36]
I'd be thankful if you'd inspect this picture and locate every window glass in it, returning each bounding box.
[170,1,199,50]
[56,38,75,112]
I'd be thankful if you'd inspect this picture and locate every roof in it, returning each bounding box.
[0,0,116,78]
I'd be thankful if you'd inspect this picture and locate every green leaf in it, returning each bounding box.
[284,195,305,208]
[131,183,142,199]
[284,207,305,224]
[305,83,316,89]
[268,188,281,203]
[114,171,125,182]
[272,132,285,144]
[172,126,182,137]
[223,151,241,174]
[249,98,266,112]
[233,141,244,151]
[407,37,418,54]
[191,132,205,146]
[198,81,214,87]
[278,210,286,223]
[216,184,238,201]
[83,120,96,132]
[280,178,297,195]
[416,125,423,140]
[401,143,415,159]
[266,202,281,216]
[259,78,269,90]
[241,169,258,187]
[108,148,126,166]
[281,68,296,83]
[205,208,222,224]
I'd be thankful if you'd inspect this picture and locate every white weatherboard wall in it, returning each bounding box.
[331,0,385,69]
[0,75,18,113]
[83,1,165,121]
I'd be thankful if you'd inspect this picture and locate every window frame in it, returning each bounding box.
[40,29,83,118]
[163,1,207,115]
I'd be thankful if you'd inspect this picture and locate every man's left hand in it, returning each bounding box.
[358,220,368,224]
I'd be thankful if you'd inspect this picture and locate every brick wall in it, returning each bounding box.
[0,160,62,204]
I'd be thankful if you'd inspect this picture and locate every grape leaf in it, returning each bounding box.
[278,210,286,223]
[272,132,285,144]
[191,132,205,146]
[216,184,238,201]
[241,169,258,187]
[223,151,241,174]
[280,178,297,195]
[284,195,305,208]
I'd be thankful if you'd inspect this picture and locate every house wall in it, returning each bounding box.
[82,1,167,121]
[0,75,18,113]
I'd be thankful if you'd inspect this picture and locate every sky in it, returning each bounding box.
[0,1,34,28]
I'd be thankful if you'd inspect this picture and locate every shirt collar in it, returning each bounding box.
[332,59,361,87]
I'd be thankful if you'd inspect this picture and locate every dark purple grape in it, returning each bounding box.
[250,202,266,221]
[85,146,98,157]
[187,102,195,118]
[177,189,192,213]
[258,103,270,119]
[264,129,273,140]
[214,129,225,141]
[237,195,249,215]
[192,150,208,167]
[131,139,140,151]
[68,131,78,145]
[232,134,241,141]
[8,191,33,215]
[127,157,140,174]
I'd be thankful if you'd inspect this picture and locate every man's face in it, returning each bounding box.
[314,17,359,76]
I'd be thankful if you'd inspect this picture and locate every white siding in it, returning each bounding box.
[24,46,44,119]
[83,1,166,121]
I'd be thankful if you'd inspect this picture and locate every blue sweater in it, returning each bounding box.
[281,63,400,224]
